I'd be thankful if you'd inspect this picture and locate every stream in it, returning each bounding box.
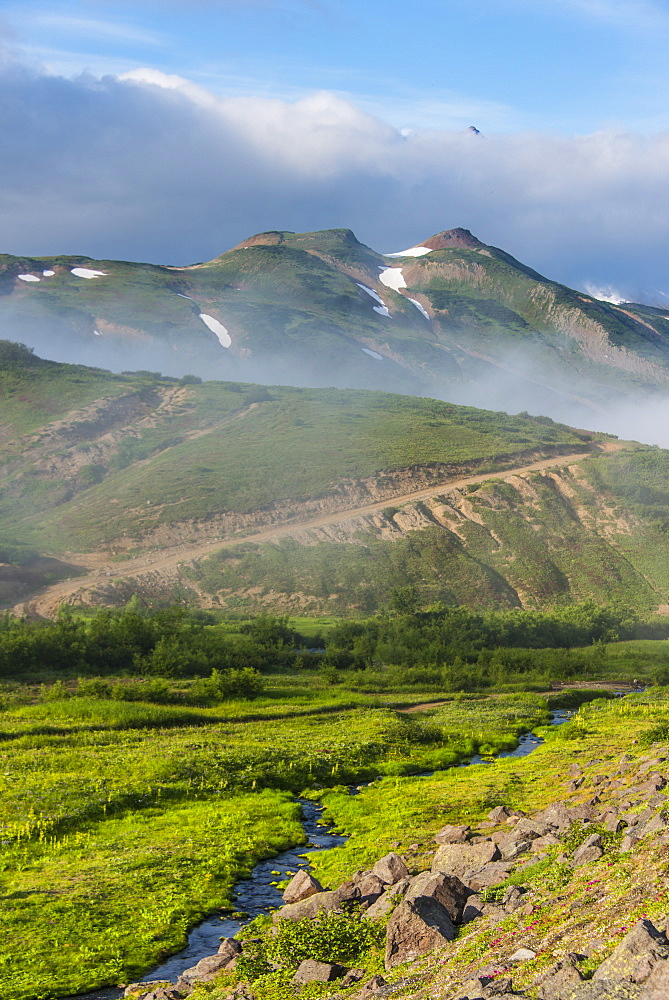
[62,709,574,1000]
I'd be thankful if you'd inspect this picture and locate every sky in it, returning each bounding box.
[2,0,669,300]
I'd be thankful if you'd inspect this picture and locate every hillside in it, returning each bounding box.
[2,228,669,428]
[5,345,669,619]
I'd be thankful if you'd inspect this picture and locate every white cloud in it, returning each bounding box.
[0,62,668,299]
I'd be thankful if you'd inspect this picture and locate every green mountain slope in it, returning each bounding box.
[4,346,669,619]
[3,228,669,424]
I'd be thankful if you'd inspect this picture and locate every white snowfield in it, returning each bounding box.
[379,267,407,292]
[361,347,383,360]
[176,292,194,299]
[42,270,55,277]
[355,282,384,306]
[18,274,40,282]
[199,313,231,348]
[409,298,430,321]
[373,304,392,318]
[384,246,432,257]
[71,268,108,279]
[94,329,102,337]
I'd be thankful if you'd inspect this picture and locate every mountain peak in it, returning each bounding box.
[422,228,485,251]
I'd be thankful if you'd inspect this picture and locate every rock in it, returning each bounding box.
[501,886,527,912]
[384,896,455,969]
[573,833,604,866]
[217,938,243,966]
[340,968,366,987]
[372,852,409,885]
[641,956,669,997]
[276,879,362,921]
[514,817,552,839]
[570,764,584,778]
[133,991,184,1000]
[465,861,514,892]
[123,979,172,997]
[364,877,410,919]
[603,812,624,833]
[282,869,323,904]
[531,834,561,851]
[355,872,388,907]
[500,838,533,861]
[488,805,517,823]
[432,841,501,878]
[461,893,485,923]
[434,823,472,844]
[567,981,644,998]
[593,919,669,983]
[638,814,668,840]
[535,801,572,832]
[535,956,584,999]
[293,959,347,984]
[357,975,388,997]
[179,951,238,984]
[621,834,640,853]
[404,870,472,923]
[509,947,536,961]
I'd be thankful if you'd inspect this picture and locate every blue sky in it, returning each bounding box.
[1,0,669,299]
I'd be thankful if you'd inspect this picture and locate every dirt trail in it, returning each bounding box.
[12,442,625,618]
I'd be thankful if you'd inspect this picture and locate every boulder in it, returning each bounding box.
[535,801,572,832]
[364,877,410,919]
[638,814,668,840]
[276,879,361,922]
[593,919,669,983]
[293,959,347,984]
[434,824,471,844]
[461,893,485,924]
[509,947,536,961]
[217,938,243,966]
[282,869,323,904]
[501,886,527,912]
[357,975,389,997]
[465,862,514,892]
[488,805,517,823]
[567,983,644,998]
[355,872,388,907]
[372,852,409,885]
[535,956,584,999]
[340,968,366,987]
[432,841,500,878]
[124,984,173,998]
[573,833,604,866]
[179,952,240,984]
[404,870,471,923]
[499,838,533,861]
[385,896,455,969]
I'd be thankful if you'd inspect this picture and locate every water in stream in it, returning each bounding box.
[61,709,573,1000]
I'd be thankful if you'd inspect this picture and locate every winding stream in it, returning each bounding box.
[62,709,574,1000]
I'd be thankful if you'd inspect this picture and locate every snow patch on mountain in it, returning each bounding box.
[361,348,383,360]
[200,313,231,347]
[385,246,432,258]
[373,305,392,318]
[355,282,384,306]
[42,270,55,277]
[409,298,430,321]
[379,267,407,293]
[18,274,40,282]
[176,292,194,299]
[71,268,108,279]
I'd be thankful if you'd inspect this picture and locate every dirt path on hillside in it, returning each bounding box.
[11,441,625,618]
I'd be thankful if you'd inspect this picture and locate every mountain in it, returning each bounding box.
[3,227,669,428]
[4,344,669,618]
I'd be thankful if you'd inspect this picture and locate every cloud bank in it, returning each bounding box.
[1,60,669,299]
